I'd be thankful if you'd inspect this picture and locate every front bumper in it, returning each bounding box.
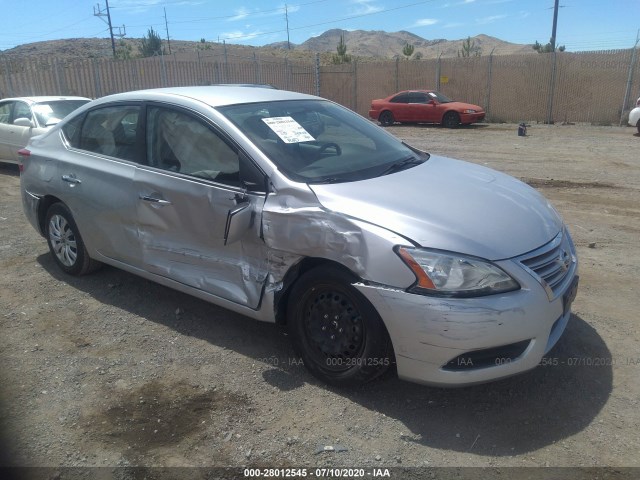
[354,248,578,386]
[461,112,486,124]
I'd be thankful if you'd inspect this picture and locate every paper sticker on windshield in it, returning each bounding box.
[262,116,315,143]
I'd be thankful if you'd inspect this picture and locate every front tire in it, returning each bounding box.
[442,111,460,128]
[45,203,100,275]
[287,266,392,386]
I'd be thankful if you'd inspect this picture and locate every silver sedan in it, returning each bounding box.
[19,86,578,387]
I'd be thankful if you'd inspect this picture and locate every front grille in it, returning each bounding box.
[518,230,577,300]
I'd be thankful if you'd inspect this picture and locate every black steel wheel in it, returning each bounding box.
[287,266,392,386]
[442,111,460,128]
[379,111,394,127]
[45,203,100,276]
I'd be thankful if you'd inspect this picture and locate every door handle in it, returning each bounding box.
[139,194,172,205]
[61,174,81,185]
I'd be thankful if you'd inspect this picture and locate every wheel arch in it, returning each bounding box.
[37,195,65,235]
[442,109,460,120]
[274,257,360,326]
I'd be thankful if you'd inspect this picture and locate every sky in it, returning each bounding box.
[0,0,639,52]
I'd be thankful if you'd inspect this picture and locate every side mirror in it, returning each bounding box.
[13,117,34,128]
[224,203,253,245]
[428,100,436,106]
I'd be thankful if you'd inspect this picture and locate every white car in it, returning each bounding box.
[629,96,640,134]
[0,96,90,164]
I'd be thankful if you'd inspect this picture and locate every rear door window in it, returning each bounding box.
[390,93,410,103]
[78,105,141,162]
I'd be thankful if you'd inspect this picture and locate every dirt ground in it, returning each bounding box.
[0,123,638,474]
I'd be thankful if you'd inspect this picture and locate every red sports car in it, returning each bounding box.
[369,90,485,128]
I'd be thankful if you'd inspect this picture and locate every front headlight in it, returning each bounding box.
[463,109,477,114]
[397,247,520,297]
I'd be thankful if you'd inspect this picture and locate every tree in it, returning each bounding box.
[141,27,163,57]
[402,42,415,60]
[115,39,134,60]
[458,36,481,57]
[532,39,565,53]
[331,34,352,64]
[197,38,212,50]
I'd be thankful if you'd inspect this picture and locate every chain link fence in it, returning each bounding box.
[1,48,639,125]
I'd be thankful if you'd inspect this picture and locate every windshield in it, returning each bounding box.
[32,100,89,127]
[428,91,453,103]
[219,99,428,183]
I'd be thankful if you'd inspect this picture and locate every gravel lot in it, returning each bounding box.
[0,123,638,473]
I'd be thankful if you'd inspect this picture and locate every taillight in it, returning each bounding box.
[17,148,30,173]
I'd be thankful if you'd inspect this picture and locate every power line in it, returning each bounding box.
[1,15,96,40]
[216,0,440,43]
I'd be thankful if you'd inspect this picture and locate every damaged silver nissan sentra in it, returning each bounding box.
[19,86,578,387]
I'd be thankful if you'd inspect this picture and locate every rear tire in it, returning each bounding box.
[287,266,392,386]
[45,203,101,276]
[379,111,394,127]
[442,111,460,128]
[636,120,640,135]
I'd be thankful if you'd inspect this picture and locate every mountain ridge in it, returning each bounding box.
[1,29,535,63]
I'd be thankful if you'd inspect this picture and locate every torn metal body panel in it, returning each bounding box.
[261,187,416,287]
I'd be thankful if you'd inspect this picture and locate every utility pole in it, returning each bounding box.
[164,8,172,55]
[285,4,291,50]
[114,25,126,39]
[93,0,116,58]
[550,0,559,51]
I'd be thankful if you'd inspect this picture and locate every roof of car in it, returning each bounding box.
[91,86,318,108]
[1,96,91,104]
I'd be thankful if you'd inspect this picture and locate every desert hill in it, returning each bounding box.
[0,29,535,64]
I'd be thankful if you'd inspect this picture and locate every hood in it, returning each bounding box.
[445,101,483,112]
[309,156,563,261]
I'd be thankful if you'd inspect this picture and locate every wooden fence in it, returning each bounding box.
[1,48,639,125]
